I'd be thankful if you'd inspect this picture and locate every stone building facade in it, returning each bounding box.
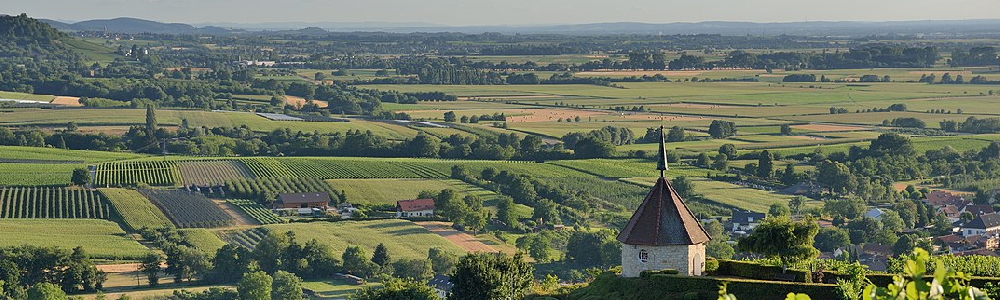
[618,126,711,277]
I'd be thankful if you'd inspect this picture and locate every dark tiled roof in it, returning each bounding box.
[966,213,1000,229]
[276,192,330,204]
[964,204,995,216]
[397,199,435,212]
[427,275,453,291]
[732,209,765,224]
[617,177,711,246]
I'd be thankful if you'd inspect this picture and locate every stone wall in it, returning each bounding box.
[621,243,706,277]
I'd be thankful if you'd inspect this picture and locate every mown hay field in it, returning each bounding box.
[0,219,149,259]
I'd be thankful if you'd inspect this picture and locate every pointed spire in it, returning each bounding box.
[657,126,669,177]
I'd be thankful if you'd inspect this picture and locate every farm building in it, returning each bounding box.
[273,192,330,209]
[395,199,435,218]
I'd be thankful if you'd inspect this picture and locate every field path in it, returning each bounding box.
[211,199,260,226]
[415,221,499,253]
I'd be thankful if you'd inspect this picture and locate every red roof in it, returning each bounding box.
[617,177,711,246]
[397,199,435,212]
[926,190,968,207]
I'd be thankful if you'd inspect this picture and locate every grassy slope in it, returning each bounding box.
[0,146,145,163]
[0,219,149,259]
[263,219,465,261]
[0,163,84,186]
[327,178,499,206]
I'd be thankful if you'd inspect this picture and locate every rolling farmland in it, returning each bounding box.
[262,219,466,260]
[327,178,499,205]
[227,199,283,224]
[225,177,338,201]
[0,187,111,219]
[0,163,84,186]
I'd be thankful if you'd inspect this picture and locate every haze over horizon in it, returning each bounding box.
[5,0,1000,27]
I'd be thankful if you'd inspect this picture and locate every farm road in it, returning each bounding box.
[415,221,499,253]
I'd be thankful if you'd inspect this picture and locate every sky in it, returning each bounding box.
[4,0,1000,26]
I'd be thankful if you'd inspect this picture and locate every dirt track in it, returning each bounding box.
[415,221,499,253]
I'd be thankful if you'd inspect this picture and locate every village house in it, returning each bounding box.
[864,207,885,220]
[962,204,995,218]
[925,190,969,208]
[427,275,453,299]
[395,199,435,218]
[730,209,766,232]
[618,127,711,277]
[962,213,1000,237]
[273,192,330,209]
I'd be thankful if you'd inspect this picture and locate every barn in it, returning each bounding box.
[273,192,330,209]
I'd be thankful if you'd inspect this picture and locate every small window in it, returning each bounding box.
[638,249,649,263]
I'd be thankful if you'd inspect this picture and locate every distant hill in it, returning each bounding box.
[25,15,1000,36]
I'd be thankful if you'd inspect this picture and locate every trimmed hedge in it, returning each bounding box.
[568,272,838,300]
[716,260,811,283]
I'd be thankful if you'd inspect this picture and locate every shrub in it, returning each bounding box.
[716,260,811,283]
[705,258,719,274]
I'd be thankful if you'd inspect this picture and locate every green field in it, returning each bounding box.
[0,219,150,259]
[179,228,227,253]
[623,177,813,214]
[262,219,465,261]
[0,163,84,186]
[0,146,144,163]
[99,188,174,231]
[0,187,111,219]
[327,178,499,205]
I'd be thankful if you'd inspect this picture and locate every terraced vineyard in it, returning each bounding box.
[226,177,339,201]
[178,160,255,186]
[99,188,174,231]
[95,161,180,187]
[0,187,111,219]
[220,227,270,249]
[139,189,234,228]
[227,199,284,224]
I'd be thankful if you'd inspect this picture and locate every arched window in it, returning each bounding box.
[638,249,649,263]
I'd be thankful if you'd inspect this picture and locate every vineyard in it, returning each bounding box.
[226,177,340,202]
[99,188,174,231]
[178,160,255,186]
[328,178,499,205]
[227,199,284,224]
[263,220,466,261]
[0,187,111,219]
[139,189,234,228]
[240,158,295,178]
[95,161,180,187]
[277,157,449,179]
[220,227,270,249]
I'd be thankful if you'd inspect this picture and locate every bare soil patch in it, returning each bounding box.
[51,96,82,106]
[212,199,259,226]
[791,124,870,132]
[284,95,329,108]
[415,221,499,253]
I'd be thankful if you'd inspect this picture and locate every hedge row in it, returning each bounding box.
[568,273,838,300]
[715,260,811,283]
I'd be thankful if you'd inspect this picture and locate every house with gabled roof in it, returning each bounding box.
[962,213,1000,237]
[395,199,435,218]
[273,192,330,209]
[618,126,711,277]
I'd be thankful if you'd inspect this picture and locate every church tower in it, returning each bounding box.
[618,126,712,277]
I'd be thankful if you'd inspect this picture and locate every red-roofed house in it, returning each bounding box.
[926,190,969,207]
[395,199,435,218]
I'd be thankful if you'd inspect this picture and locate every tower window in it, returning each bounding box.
[638,249,649,263]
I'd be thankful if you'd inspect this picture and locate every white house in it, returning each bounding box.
[395,199,435,218]
[730,209,766,232]
[962,213,1000,237]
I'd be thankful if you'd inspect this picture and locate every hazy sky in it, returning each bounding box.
[5,0,1000,26]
